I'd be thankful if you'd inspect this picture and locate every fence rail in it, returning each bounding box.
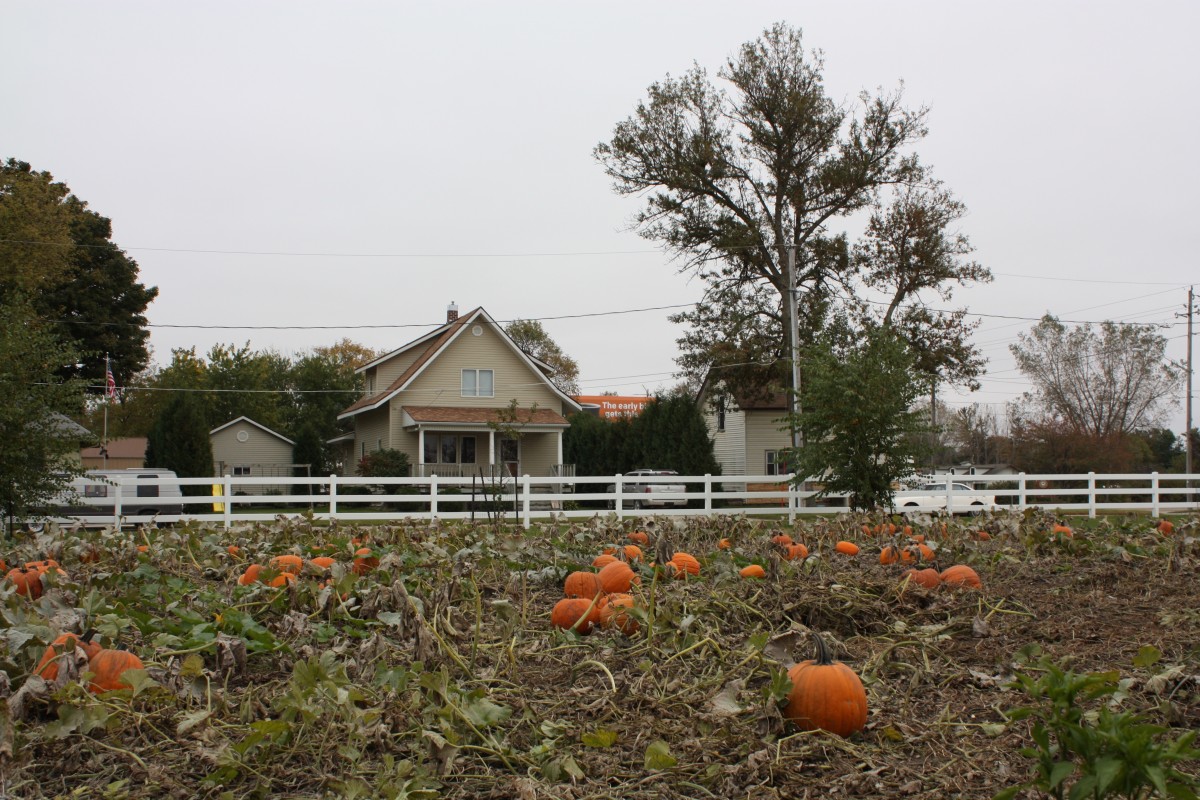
[25,470,1200,531]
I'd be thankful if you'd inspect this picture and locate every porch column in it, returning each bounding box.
[557,430,563,466]
[488,430,496,475]
[417,428,425,476]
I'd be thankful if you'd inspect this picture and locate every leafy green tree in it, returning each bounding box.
[565,412,633,477]
[146,392,213,494]
[0,159,157,389]
[0,298,88,534]
[357,448,410,478]
[596,24,972,402]
[504,319,581,395]
[785,327,927,510]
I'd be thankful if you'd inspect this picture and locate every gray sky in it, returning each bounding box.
[5,1,1197,435]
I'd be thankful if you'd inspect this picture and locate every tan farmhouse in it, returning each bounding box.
[338,304,581,478]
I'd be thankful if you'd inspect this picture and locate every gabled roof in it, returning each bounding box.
[210,416,295,446]
[339,307,582,420]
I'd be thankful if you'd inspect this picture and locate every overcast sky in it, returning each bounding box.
[5,1,1197,435]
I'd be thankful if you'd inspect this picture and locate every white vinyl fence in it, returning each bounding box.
[28,471,1200,530]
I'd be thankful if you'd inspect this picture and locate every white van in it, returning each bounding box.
[31,469,184,529]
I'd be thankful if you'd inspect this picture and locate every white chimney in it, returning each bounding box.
[447,302,459,322]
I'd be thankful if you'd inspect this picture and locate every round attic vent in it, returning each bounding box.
[472,325,483,336]
[236,430,249,443]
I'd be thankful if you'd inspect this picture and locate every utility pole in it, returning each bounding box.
[1187,285,1194,499]
[786,245,804,507]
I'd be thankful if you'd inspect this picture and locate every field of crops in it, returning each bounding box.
[2,510,1198,799]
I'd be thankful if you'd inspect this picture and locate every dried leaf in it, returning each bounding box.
[644,740,677,770]
[709,679,745,716]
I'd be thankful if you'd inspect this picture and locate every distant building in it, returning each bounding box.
[81,437,147,470]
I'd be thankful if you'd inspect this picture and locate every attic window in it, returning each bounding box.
[461,369,494,398]
[716,397,726,432]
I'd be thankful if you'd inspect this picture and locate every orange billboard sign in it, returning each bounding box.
[574,395,653,420]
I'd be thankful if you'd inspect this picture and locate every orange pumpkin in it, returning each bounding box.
[1051,523,1074,539]
[269,554,304,574]
[87,649,145,693]
[784,634,868,737]
[939,564,982,589]
[598,560,638,593]
[879,545,902,566]
[309,556,336,571]
[901,568,941,589]
[627,531,650,545]
[352,547,379,576]
[975,530,991,541]
[772,534,793,547]
[834,541,859,556]
[717,538,732,550]
[550,598,600,634]
[670,552,700,575]
[783,543,808,561]
[226,545,241,556]
[622,544,643,562]
[35,632,102,681]
[268,571,297,588]
[599,593,639,635]
[1157,519,1174,535]
[592,554,618,569]
[739,564,766,579]
[6,567,44,598]
[914,543,935,562]
[563,571,604,599]
[237,564,263,586]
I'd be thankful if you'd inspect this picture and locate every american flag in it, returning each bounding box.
[105,366,116,398]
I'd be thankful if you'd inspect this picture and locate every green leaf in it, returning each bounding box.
[644,740,677,770]
[581,728,618,748]
[462,696,511,728]
[177,709,212,735]
[1132,645,1162,669]
[1048,761,1074,789]
[1093,757,1124,794]
[377,611,406,628]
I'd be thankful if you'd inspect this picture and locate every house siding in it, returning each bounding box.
[211,420,295,492]
[745,411,790,476]
[402,323,563,413]
[706,407,747,486]
[355,407,391,463]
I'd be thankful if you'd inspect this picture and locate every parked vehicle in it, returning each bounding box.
[891,481,997,515]
[28,469,184,530]
[606,469,688,510]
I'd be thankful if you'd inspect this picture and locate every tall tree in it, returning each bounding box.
[0,159,157,389]
[145,392,212,492]
[0,298,87,534]
[596,24,933,398]
[785,326,928,510]
[1009,315,1180,437]
[504,319,581,395]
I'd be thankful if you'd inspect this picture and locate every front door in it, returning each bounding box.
[499,436,519,477]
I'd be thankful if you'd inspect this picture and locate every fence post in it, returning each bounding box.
[703,474,712,514]
[787,473,796,525]
[1087,472,1097,518]
[614,474,623,519]
[223,474,232,529]
[522,474,531,529]
[945,481,954,515]
[328,474,338,524]
[113,478,123,531]
[430,473,439,519]
[1150,472,1159,518]
[1018,473,1026,511]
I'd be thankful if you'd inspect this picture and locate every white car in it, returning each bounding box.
[892,481,997,515]
[606,469,688,510]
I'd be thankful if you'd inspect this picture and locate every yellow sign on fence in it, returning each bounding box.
[212,483,224,512]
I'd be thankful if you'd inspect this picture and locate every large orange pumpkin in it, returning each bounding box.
[939,564,982,589]
[1157,519,1174,535]
[550,598,601,634]
[901,568,941,589]
[269,554,304,574]
[783,543,808,561]
[627,531,650,545]
[237,564,263,586]
[783,634,868,737]
[622,544,643,562]
[563,571,604,599]
[268,571,297,588]
[35,632,103,681]
[739,564,766,579]
[352,547,379,576]
[669,552,700,575]
[592,554,618,569]
[87,649,145,693]
[771,534,793,547]
[834,541,860,556]
[599,593,639,635]
[6,567,44,598]
[598,560,638,594]
[309,556,337,571]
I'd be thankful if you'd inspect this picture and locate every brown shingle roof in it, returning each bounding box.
[340,309,482,417]
[404,406,568,426]
[81,437,147,459]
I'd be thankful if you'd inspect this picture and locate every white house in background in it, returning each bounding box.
[337,303,582,478]
[928,462,1019,484]
[697,377,793,489]
[210,417,296,493]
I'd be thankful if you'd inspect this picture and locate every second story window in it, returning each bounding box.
[461,369,494,398]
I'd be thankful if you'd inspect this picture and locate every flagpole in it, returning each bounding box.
[103,353,110,468]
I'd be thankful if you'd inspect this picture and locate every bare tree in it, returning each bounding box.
[1010,315,1180,437]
